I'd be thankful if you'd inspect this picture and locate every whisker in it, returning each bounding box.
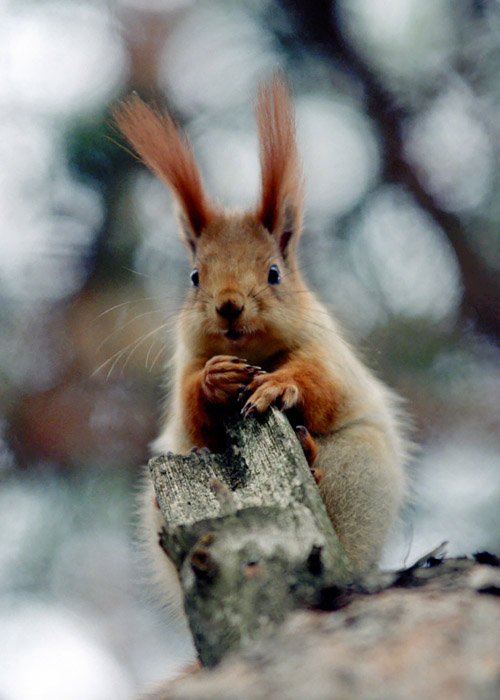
[250,263,303,301]
[250,284,269,301]
[144,331,172,370]
[249,283,340,322]
[118,322,172,377]
[94,292,191,325]
[95,308,166,355]
[149,341,169,372]
[92,320,174,379]
[145,337,157,370]
[94,297,161,321]
[261,307,336,336]
[122,266,153,279]
[195,286,214,303]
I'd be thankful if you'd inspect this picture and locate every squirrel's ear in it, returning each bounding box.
[255,75,304,261]
[113,95,214,242]
[177,209,198,258]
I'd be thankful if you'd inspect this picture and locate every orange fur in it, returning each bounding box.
[113,95,215,237]
[180,362,218,451]
[255,75,304,256]
[180,351,341,456]
[180,356,262,451]
[245,354,342,434]
[180,354,340,459]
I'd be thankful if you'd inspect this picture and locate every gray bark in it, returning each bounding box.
[149,407,353,667]
[141,557,500,700]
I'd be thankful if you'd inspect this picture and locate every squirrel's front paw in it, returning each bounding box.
[242,372,300,415]
[201,355,263,405]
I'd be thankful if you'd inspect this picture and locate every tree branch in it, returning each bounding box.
[141,554,500,700]
[149,407,353,667]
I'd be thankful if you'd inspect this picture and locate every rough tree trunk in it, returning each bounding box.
[146,410,500,700]
[149,407,353,667]
[143,556,500,700]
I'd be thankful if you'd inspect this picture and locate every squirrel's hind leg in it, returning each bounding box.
[294,425,324,484]
[315,424,405,574]
[137,473,186,616]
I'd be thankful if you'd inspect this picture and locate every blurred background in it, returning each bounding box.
[1,0,500,697]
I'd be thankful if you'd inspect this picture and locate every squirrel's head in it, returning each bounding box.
[114,76,308,356]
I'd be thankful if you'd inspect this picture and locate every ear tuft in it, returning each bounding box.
[279,230,293,258]
[255,74,304,258]
[113,95,214,239]
[177,209,198,257]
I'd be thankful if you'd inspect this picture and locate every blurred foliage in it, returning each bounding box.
[65,115,140,281]
[66,117,122,187]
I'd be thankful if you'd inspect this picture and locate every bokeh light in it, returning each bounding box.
[339,0,456,87]
[351,186,462,321]
[2,3,128,116]
[405,83,494,211]
[158,4,279,115]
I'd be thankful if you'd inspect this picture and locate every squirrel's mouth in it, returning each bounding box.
[217,322,260,343]
[224,328,244,341]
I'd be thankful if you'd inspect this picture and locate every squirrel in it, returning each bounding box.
[114,76,409,607]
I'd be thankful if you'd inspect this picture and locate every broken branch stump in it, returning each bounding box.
[149,407,353,667]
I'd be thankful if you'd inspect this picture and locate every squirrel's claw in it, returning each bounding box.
[189,445,211,454]
[202,355,265,405]
[245,373,300,414]
[295,424,319,469]
[241,402,257,417]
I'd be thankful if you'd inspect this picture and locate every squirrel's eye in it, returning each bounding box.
[190,268,199,287]
[268,264,281,285]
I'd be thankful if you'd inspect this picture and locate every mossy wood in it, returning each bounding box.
[149,407,353,667]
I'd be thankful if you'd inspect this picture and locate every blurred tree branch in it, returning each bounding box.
[142,555,500,699]
[279,0,500,342]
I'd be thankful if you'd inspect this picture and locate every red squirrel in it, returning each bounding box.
[114,76,408,600]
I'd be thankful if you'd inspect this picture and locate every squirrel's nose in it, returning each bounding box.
[217,300,244,320]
